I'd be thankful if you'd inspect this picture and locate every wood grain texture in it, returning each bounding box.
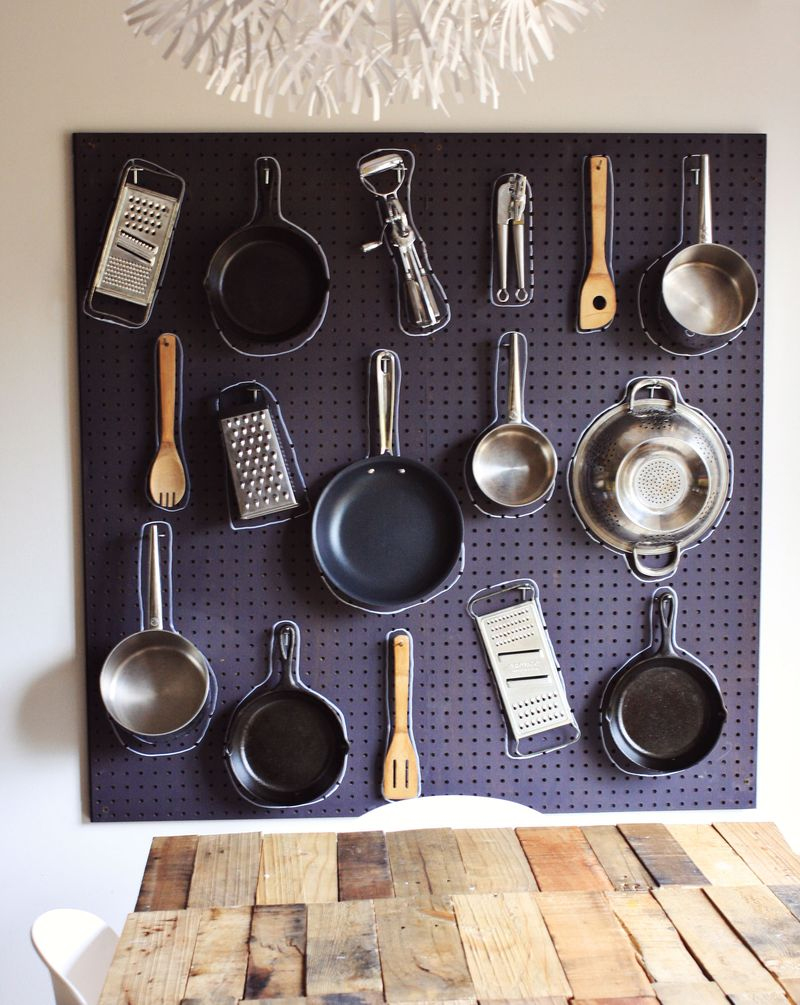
[727,995,797,1005]
[137,835,200,912]
[305,900,383,996]
[666,825,761,886]
[454,829,538,894]
[571,999,657,1005]
[770,884,800,922]
[257,833,338,905]
[337,831,393,901]
[386,828,471,897]
[244,905,306,1000]
[536,891,653,1000]
[477,999,567,1005]
[618,825,708,887]
[517,827,614,892]
[583,827,654,892]
[187,834,261,909]
[453,892,570,999]
[238,997,385,1004]
[374,894,474,1002]
[714,823,800,886]
[651,983,727,1004]
[182,907,252,1005]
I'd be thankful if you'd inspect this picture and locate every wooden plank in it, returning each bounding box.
[452,891,570,1000]
[305,900,383,996]
[666,825,761,886]
[337,830,393,901]
[653,887,783,995]
[244,905,306,1000]
[257,833,338,906]
[187,834,261,909]
[536,891,653,1000]
[618,824,708,887]
[137,835,199,912]
[374,894,474,1002]
[99,909,202,1005]
[714,822,800,886]
[516,827,614,892]
[571,999,658,1005]
[652,983,727,1004]
[181,907,252,1005]
[583,827,655,892]
[478,999,566,1005]
[239,997,385,1005]
[605,891,707,985]
[454,829,538,893]
[386,828,471,897]
[728,994,800,1005]
[771,884,800,922]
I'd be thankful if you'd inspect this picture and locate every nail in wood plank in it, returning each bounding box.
[651,983,727,1005]
[306,900,383,996]
[770,885,800,922]
[535,891,654,1000]
[454,829,538,893]
[181,906,252,1004]
[653,887,782,995]
[374,894,474,1002]
[137,835,199,911]
[257,833,338,905]
[386,828,471,897]
[187,834,262,909]
[517,827,614,892]
[666,825,761,886]
[453,892,570,1000]
[605,891,707,985]
[244,905,306,1000]
[618,825,708,887]
[714,823,800,886]
[337,831,393,901]
[583,827,654,892]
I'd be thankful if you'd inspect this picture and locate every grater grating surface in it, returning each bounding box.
[220,406,298,520]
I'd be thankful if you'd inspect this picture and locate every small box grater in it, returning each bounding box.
[468,579,580,759]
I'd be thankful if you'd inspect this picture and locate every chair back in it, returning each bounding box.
[31,909,118,1005]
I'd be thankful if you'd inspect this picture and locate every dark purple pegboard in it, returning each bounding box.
[74,132,764,822]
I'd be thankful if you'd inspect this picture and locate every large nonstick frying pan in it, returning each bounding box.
[224,622,349,808]
[312,351,464,613]
[205,156,330,357]
[601,587,727,776]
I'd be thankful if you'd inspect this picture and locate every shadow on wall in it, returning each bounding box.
[16,660,82,752]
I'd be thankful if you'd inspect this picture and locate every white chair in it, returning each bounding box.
[31,909,118,1005]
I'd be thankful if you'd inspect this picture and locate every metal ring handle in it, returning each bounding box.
[626,377,679,412]
[628,543,682,582]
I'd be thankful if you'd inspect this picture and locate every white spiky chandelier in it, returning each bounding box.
[124,0,605,119]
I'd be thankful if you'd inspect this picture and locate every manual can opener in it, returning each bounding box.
[495,173,529,304]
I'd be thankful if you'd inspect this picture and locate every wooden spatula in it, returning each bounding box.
[578,155,617,332]
[382,632,421,800]
[148,333,187,509]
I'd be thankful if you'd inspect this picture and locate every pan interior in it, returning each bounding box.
[615,438,709,533]
[662,244,757,336]
[472,423,557,507]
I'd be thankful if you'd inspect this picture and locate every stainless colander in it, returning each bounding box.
[567,377,733,581]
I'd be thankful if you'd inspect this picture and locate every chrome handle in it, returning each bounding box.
[376,350,397,456]
[697,154,713,245]
[146,524,164,630]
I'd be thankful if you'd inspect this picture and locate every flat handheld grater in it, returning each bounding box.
[468,579,580,759]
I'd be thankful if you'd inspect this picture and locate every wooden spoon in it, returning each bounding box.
[578,155,617,332]
[148,333,187,509]
[382,632,420,800]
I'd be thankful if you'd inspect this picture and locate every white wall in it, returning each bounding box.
[2,1,799,1000]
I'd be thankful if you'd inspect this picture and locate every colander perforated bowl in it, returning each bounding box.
[567,377,733,581]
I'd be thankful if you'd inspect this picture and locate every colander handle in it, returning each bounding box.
[626,377,679,412]
[628,544,681,582]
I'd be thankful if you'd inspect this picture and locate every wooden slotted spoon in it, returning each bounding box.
[382,632,420,800]
[578,155,617,332]
[148,333,187,509]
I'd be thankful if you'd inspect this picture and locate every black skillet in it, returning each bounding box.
[205,156,330,357]
[601,587,727,776]
[312,350,464,613]
[224,622,349,808]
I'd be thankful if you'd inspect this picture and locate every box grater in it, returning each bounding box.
[468,580,580,759]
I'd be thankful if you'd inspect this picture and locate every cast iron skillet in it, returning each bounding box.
[312,350,464,613]
[205,156,330,356]
[224,622,349,807]
[601,587,727,775]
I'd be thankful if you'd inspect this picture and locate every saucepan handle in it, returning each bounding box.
[502,331,528,424]
[139,521,172,631]
[697,153,713,245]
[628,543,681,582]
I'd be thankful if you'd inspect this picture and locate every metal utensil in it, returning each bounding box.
[469,331,557,512]
[148,334,188,510]
[577,155,616,332]
[495,173,530,304]
[382,631,421,800]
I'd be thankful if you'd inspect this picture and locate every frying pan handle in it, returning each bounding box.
[652,586,681,658]
[376,350,397,456]
[501,331,528,424]
[251,156,282,225]
[696,153,713,245]
[628,543,681,582]
[272,620,302,690]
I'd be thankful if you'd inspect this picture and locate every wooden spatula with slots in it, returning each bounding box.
[148,333,187,509]
[382,632,421,800]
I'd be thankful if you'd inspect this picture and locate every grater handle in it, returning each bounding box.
[157,334,178,446]
[391,633,412,734]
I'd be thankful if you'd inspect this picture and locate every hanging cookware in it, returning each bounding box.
[568,377,733,582]
[312,350,464,614]
[224,621,349,808]
[205,156,330,357]
[100,523,212,739]
[601,587,727,776]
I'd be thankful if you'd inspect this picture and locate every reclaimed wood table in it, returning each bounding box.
[100,822,800,1005]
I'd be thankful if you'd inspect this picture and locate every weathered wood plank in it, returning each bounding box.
[181,907,252,1005]
[453,891,570,1000]
[535,891,653,1000]
[582,827,654,892]
[337,831,393,901]
[386,828,471,897]
[257,833,338,905]
[454,829,538,893]
[714,823,800,886]
[477,999,567,1005]
[244,905,306,1000]
[652,983,727,1004]
[137,836,199,912]
[571,999,658,1005]
[618,825,708,887]
[727,995,797,1005]
[239,996,385,1004]
[305,900,383,996]
[187,834,261,909]
[517,827,614,892]
[374,894,474,1002]
[771,884,800,922]
[666,825,761,886]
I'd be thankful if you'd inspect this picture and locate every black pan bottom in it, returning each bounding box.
[617,665,709,758]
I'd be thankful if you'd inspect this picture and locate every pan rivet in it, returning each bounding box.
[368,467,376,474]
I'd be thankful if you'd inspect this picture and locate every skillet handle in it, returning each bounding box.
[628,543,681,582]
[652,586,680,658]
[274,620,302,689]
[251,156,282,225]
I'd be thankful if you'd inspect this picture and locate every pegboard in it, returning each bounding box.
[73,132,764,822]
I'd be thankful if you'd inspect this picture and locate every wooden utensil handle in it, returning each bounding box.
[589,156,610,272]
[158,334,178,446]
[392,634,411,734]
